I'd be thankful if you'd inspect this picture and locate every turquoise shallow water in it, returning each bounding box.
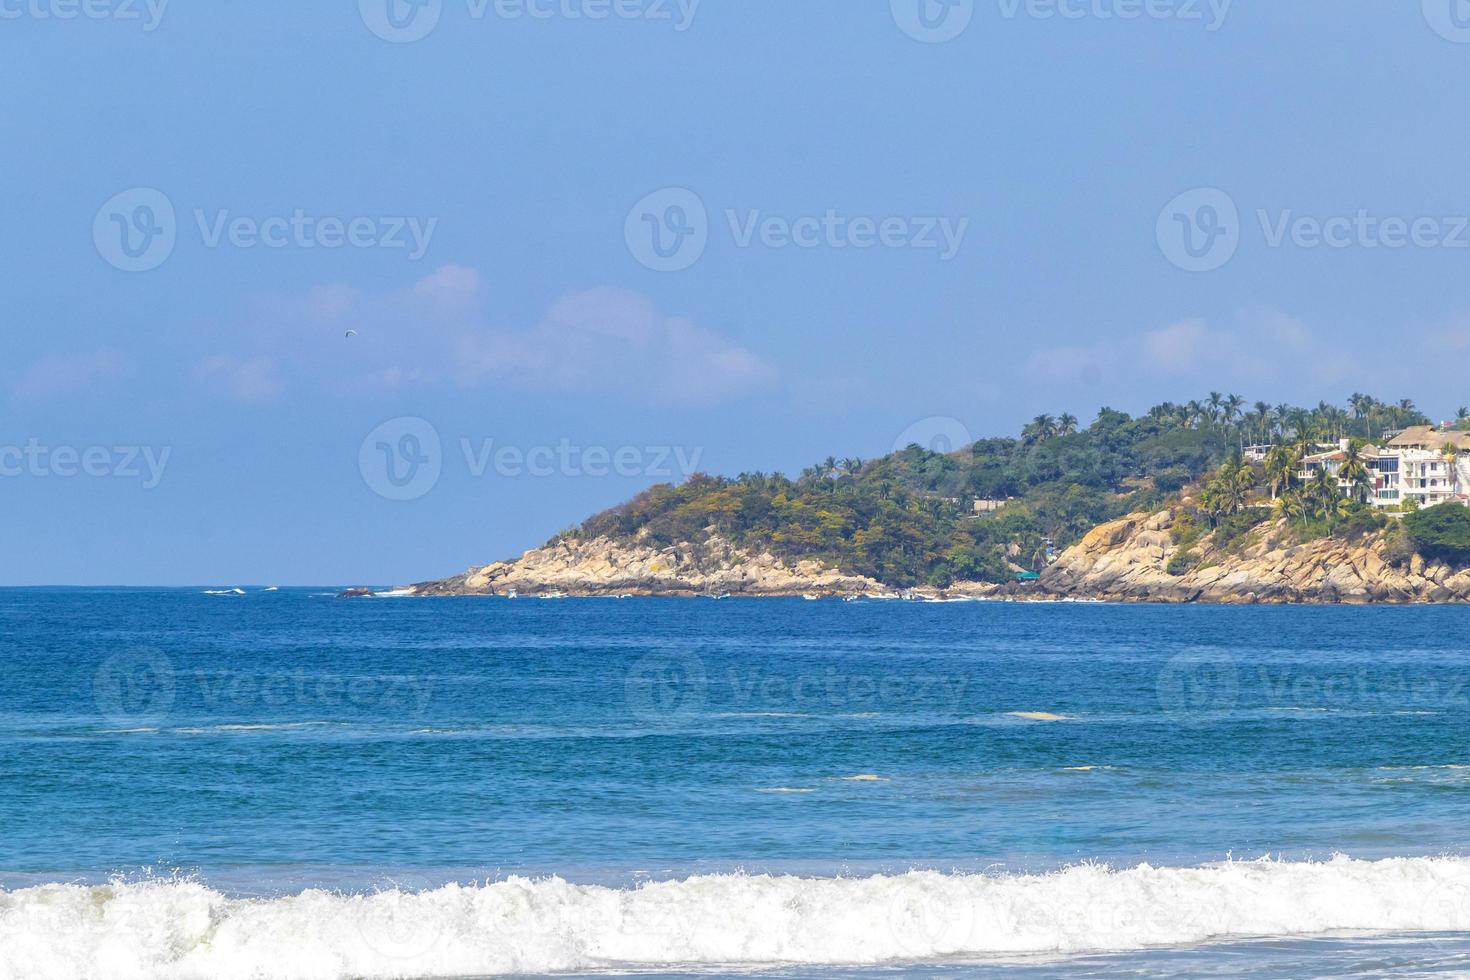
[3,589,1470,977]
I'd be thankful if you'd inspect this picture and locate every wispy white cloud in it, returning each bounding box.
[12,350,127,402]
[1027,308,1344,391]
[192,355,284,404]
[233,265,777,405]
[454,287,777,404]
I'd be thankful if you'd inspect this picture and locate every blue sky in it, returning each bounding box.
[6,1,1470,585]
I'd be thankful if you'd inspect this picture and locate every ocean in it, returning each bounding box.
[3,589,1470,978]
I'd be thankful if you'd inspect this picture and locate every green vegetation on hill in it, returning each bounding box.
[570,393,1439,588]
[1404,505,1470,564]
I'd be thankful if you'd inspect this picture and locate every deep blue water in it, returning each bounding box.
[4,589,1470,977]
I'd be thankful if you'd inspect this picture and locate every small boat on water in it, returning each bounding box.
[803,594,821,601]
[538,591,568,600]
[505,589,518,599]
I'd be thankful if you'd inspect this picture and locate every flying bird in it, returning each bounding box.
[345,330,358,338]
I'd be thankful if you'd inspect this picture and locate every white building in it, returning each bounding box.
[1296,427,1470,510]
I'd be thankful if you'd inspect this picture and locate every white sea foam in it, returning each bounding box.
[7,857,1470,979]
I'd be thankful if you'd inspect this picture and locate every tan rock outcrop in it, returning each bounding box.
[1039,510,1469,604]
[409,534,884,597]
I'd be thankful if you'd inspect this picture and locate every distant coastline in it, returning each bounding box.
[391,394,1470,605]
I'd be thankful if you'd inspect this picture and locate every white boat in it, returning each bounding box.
[803,594,820,601]
[505,590,518,599]
[538,591,568,600]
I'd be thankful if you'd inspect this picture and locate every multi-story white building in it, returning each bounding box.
[1294,426,1470,510]
[1385,426,1469,508]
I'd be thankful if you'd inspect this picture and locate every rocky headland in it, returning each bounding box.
[403,511,1470,604]
[1035,510,1470,604]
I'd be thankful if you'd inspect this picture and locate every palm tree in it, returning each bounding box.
[1224,393,1244,424]
[1348,392,1372,437]
[1442,441,1460,498]
[1338,441,1370,503]
[1310,466,1341,527]
[1057,413,1078,436]
[1275,487,1305,528]
[1207,391,1224,421]
[1024,415,1057,444]
[1265,445,1295,499]
[1252,401,1272,444]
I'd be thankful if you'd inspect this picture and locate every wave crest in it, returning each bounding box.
[5,856,1470,979]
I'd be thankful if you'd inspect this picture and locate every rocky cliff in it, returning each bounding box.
[405,511,1470,603]
[409,534,884,597]
[1038,510,1470,603]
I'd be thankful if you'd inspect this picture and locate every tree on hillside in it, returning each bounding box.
[1338,441,1371,504]
[1252,401,1272,443]
[1404,504,1470,565]
[1265,444,1295,500]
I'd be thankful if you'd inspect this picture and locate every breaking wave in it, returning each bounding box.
[6,856,1470,979]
